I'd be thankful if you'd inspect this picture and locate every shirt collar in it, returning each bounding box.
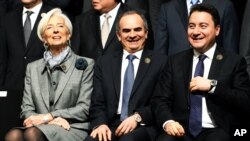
[193,43,216,60]
[187,0,203,4]
[23,2,43,15]
[123,49,143,61]
[101,2,121,18]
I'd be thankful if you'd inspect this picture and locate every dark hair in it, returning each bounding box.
[189,3,220,27]
[115,10,148,32]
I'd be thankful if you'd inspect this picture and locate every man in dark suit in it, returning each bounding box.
[240,0,250,78]
[0,0,52,139]
[152,4,250,141]
[85,10,166,141]
[72,0,129,60]
[154,0,239,56]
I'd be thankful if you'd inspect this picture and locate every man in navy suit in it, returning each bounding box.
[154,0,239,55]
[85,10,166,141]
[152,4,250,141]
[0,0,52,139]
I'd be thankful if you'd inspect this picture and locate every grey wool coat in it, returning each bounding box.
[20,50,94,141]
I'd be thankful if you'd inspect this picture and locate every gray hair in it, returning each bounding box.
[37,8,72,41]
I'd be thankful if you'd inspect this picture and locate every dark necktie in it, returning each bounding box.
[120,54,136,121]
[24,11,33,46]
[189,54,207,137]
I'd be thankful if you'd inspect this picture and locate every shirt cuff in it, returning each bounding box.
[163,120,175,130]
[208,86,216,94]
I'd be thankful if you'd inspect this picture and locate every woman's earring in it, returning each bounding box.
[43,42,48,49]
[67,40,71,47]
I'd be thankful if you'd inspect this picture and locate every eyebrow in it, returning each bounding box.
[121,27,143,32]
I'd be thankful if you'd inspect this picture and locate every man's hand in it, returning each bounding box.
[189,76,211,92]
[90,124,112,141]
[115,115,138,137]
[164,121,185,137]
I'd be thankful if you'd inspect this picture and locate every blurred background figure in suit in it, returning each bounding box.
[82,0,93,13]
[123,0,170,37]
[154,0,239,56]
[0,0,53,139]
[72,0,153,61]
[240,0,250,78]
[5,8,94,141]
[72,0,129,60]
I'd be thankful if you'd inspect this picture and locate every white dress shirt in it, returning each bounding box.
[22,2,43,30]
[192,43,217,128]
[117,50,143,114]
[186,0,203,15]
[100,3,121,32]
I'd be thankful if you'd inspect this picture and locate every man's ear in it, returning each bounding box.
[215,25,220,36]
[116,32,121,41]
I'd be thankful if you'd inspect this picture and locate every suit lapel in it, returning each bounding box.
[53,54,76,104]
[175,0,188,30]
[112,52,123,98]
[15,9,26,50]
[131,50,152,96]
[208,47,224,79]
[38,61,50,110]
[103,4,125,49]
[92,11,102,49]
[182,50,194,105]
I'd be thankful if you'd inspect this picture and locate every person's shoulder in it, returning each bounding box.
[2,7,21,20]
[221,50,244,61]
[27,58,44,68]
[160,0,179,8]
[171,49,192,58]
[96,51,122,64]
[144,49,168,60]
[207,0,233,8]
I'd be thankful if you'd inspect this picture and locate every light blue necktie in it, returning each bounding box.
[189,54,207,137]
[191,0,199,5]
[120,54,136,121]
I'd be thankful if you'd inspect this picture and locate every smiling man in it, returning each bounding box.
[84,10,167,141]
[152,4,250,141]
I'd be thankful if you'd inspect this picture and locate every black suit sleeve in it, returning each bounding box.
[151,58,175,127]
[210,57,250,115]
[89,57,109,129]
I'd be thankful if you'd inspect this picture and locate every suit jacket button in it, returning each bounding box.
[24,56,27,59]
[52,82,56,85]
[61,65,66,70]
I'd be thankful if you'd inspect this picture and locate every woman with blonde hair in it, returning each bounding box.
[5,8,94,141]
